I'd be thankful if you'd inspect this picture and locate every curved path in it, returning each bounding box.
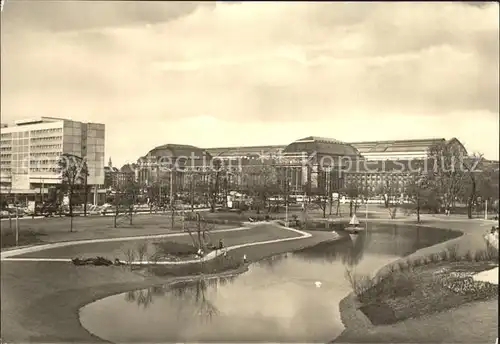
[1,222,337,343]
[1,221,316,265]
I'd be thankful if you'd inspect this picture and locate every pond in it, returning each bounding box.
[79,223,460,343]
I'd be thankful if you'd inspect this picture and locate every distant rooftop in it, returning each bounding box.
[349,138,447,154]
[13,117,67,126]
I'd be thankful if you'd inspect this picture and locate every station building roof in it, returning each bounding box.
[143,137,469,163]
[143,144,210,159]
[283,136,360,157]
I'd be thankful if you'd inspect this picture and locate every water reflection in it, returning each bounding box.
[124,275,237,322]
[80,223,461,343]
[295,232,370,268]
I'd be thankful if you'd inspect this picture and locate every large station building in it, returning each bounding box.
[134,136,470,197]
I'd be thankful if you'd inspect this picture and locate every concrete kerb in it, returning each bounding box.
[0,221,312,265]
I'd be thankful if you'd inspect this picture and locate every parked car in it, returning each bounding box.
[37,203,62,217]
[5,206,25,217]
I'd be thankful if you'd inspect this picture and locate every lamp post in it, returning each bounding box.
[83,161,88,216]
[15,205,19,246]
[170,168,174,229]
[284,171,290,227]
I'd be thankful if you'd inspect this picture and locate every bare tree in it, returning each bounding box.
[136,242,148,264]
[405,170,429,223]
[342,180,364,218]
[206,160,226,213]
[113,177,140,227]
[426,142,468,214]
[122,247,136,268]
[57,153,88,232]
[459,153,485,219]
[241,162,279,214]
[375,177,402,219]
[185,212,215,253]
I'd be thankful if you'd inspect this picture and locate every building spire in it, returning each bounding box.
[108,157,113,168]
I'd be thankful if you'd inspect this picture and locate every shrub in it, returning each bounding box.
[473,244,499,262]
[153,241,198,257]
[462,250,473,262]
[149,254,242,277]
[136,242,148,263]
[344,269,374,297]
[429,253,441,263]
[397,260,408,271]
[446,244,460,261]
[122,248,136,267]
[439,250,450,261]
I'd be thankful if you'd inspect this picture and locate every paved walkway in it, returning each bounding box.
[0,221,315,265]
[0,224,336,343]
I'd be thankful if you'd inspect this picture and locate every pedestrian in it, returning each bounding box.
[243,254,247,263]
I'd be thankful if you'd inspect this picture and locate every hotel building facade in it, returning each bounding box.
[0,117,105,200]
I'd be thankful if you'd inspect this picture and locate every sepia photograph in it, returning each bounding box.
[0,1,498,343]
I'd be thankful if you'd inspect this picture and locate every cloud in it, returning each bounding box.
[1,1,498,164]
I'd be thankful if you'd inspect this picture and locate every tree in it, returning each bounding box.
[375,177,402,219]
[184,212,215,253]
[57,153,88,232]
[405,171,428,223]
[241,162,279,214]
[461,156,498,218]
[426,142,467,213]
[341,180,364,217]
[207,160,225,213]
[113,177,140,227]
[459,153,485,219]
[311,185,328,218]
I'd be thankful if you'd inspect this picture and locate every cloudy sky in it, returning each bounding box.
[2,1,499,166]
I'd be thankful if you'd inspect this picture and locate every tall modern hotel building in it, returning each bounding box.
[0,117,105,200]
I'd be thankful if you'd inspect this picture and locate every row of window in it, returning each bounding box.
[30,144,62,150]
[30,136,63,142]
[30,152,60,157]
[346,175,406,179]
[31,128,63,136]
[29,168,58,172]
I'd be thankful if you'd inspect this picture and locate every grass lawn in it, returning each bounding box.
[0,228,332,343]
[0,214,236,248]
[13,223,302,261]
[346,244,499,326]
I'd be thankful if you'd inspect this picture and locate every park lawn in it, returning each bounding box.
[0,228,331,343]
[12,223,302,261]
[353,260,498,326]
[0,214,236,248]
